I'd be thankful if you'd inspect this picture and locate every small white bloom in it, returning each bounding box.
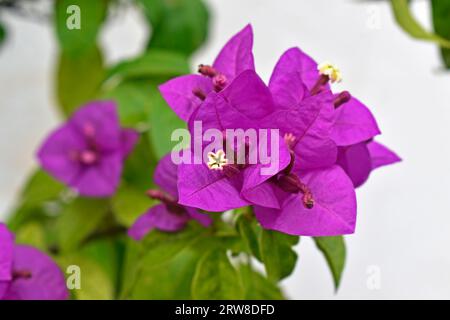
[207,150,228,170]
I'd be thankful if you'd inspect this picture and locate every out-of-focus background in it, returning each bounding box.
[0,0,449,299]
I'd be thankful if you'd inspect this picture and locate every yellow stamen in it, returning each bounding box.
[318,61,342,83]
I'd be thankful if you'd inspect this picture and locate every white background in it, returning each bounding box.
[1,0,449,299]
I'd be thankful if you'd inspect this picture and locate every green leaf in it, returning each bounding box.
[120,224,208,298]
[314,236,346,290]
[7,169,65,231]
[239,264,284,300]
[259,229,299,282]
[431,0,450,68]
[56,45,105,116]
[102,58,188,158]
[15,222,48,252]
[140,224,207,266]
[105,49,190,82]
[54,0,108,55]
[139,0,209,55]
[111,184,155,227]
[100,78,160,128]
[124,244,202,299]
[79,238,123,295]
[191,249,244,299]
[148,88,187,158]
[56,198,110,252]
[236,213,262,261]
[58,246,115,300]
[390,0,450,49]
[122,134,157,191]
[17,169,65,207]
[0,22,6,47]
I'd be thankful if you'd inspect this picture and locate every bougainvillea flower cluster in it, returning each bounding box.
[155,24,400,236]
[37,101,139,197]
[0,223,68,300]
[35,24,399,239]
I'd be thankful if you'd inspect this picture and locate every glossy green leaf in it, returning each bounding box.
[191,249,244,299]
[140,224,207,266]
[139,0,209,55]
[111,184,155,227]
[56,45,105,116]
[259,230,299,282]
[124,244,201,299]
[236,214,262,261]
[54,0,108,55]
[431,0,450,68]
[314,236,346,290]
[56,198,110,252]
[105,49,190,82]
[390,0,450,49]
[120,224,208,298]
[239,264,284,300]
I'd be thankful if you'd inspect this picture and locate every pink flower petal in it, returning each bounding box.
[269,47,322,92]
[3,245,68,300]
[254,166,357,236]
[331,97,380,146]
[177,152,249,212]
[213,24,255,81]
[159,74,213,121]
[367,141,401,170]
[128,204,189,241]
[337,142,372,188]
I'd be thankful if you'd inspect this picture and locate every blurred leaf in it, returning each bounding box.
[17,169,64,207]
[58,247,115,300]
[236,213,262,261]
[56,198,110,252]
[191,249,244,299]
[390,0,450,49]
[105,49,190,82]
[104,71,188,160]
[0,22,6,47]
[7,169,64,231]
[111,184,155,227]
[314,236,346,290]
[259,230,299,282]
[55,0,108,55]
[15,222,47,252]
[148,87,187,158]
[431,0,450,68]
[80,238,123,295]
[56,45,105,116]
[239,264,284,300]
[100,79,154,128]
[122,134,157,191]
[139,0,209,55]
[102,54,189,158]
